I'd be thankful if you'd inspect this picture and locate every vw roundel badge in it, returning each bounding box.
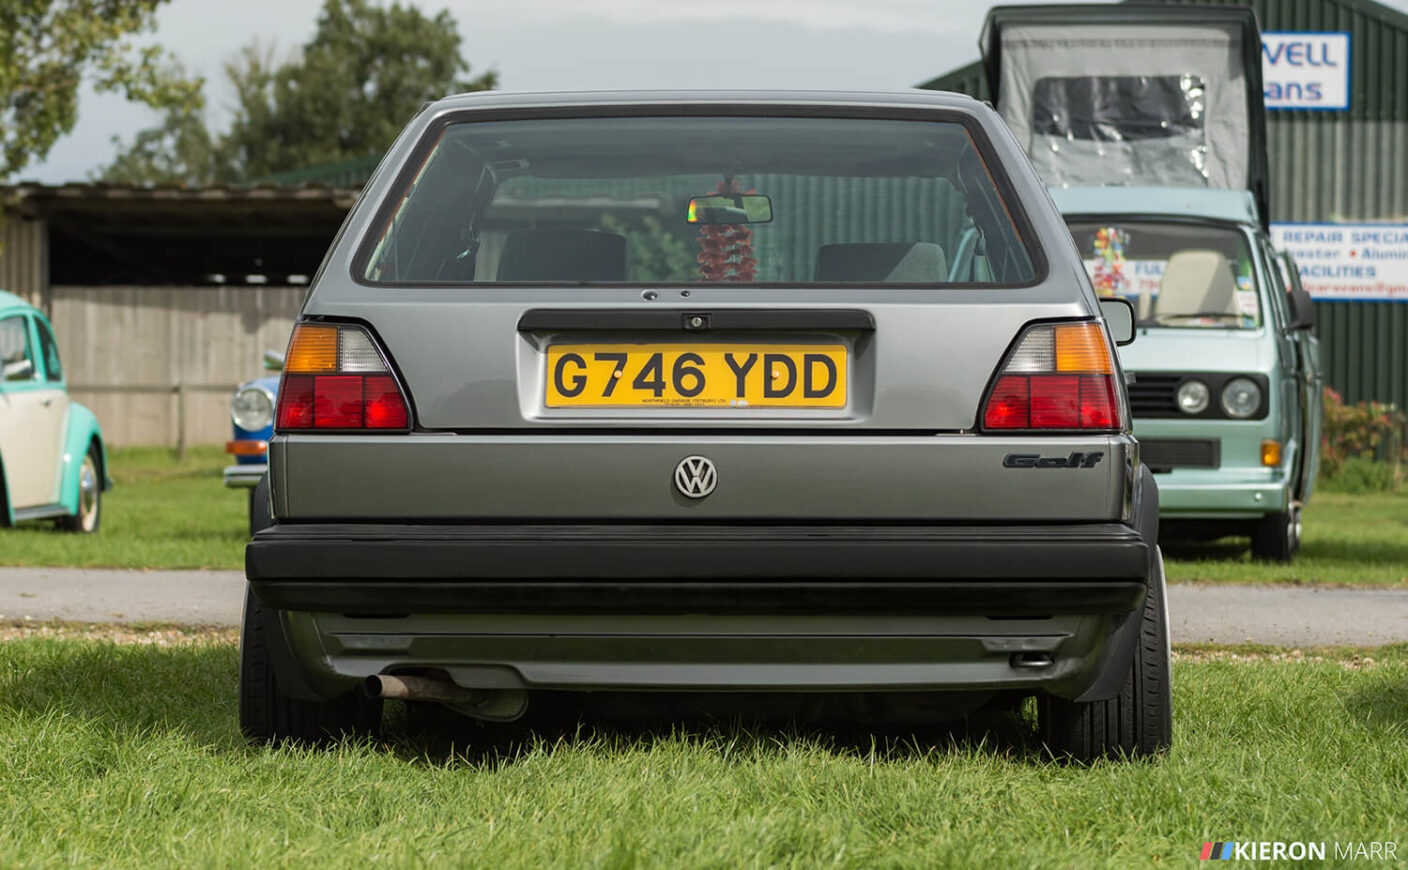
[673,455,718,499]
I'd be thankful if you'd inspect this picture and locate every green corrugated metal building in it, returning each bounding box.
[921,0,1408,410]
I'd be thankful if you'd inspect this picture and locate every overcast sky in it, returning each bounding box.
[21,0,1408,183]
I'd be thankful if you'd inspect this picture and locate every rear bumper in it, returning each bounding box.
[1151,468,1289,518]
[247,522,1150,589]
[223,463,267,489]
[249,504,1158,703]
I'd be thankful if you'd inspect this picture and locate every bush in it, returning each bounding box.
[1317,456,1403,494]
[1318,388,1406,490]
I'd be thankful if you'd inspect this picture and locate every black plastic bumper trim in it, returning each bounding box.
[246,522,1149,583]
[250,579,1146,616]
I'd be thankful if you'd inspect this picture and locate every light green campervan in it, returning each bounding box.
[981,4,1324,560]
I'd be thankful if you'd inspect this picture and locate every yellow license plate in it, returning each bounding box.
[545,343,848,408]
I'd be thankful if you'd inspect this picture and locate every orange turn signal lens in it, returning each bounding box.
[1261,440,1282,466]
[225,439,268,456]
[285,324,339,373]
[1054,323,1115,374]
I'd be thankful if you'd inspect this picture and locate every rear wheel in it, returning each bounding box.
[56,444,101,533]
[1040,547,1172,762]
[238,586,382,744]
[1250,508,1299,562]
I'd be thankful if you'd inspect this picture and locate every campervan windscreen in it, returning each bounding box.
[996,23,1251,191]
[1067,220,1261,330]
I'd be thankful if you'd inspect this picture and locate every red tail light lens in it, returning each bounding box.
[364,375,409,429]
[981,323,1124,432]
[275,325,411,431]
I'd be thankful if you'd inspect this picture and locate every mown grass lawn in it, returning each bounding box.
[1164,491,1408,587]
[0,633,1404,868]
[0,447,246,570]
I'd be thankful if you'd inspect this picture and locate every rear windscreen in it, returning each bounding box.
[1031,75,1210,187]
[358,115,1039,286]
[1033,75,1206,142]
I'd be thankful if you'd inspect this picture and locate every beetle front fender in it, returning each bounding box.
[57,402,109,515]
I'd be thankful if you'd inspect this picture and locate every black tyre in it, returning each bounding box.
[1250,508,1299,562]
[57,442,102,533]
[1040,547,1172,762]
[238,586,382,744]
[248,474,272,536]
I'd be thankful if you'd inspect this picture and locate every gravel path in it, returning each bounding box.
[1,567,1405,646]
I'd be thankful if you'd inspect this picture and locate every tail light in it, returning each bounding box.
[274,323,411,431]
[981,322,1124,432]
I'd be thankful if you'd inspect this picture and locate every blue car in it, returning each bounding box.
[1,289,111,533]
[225,351,282,531]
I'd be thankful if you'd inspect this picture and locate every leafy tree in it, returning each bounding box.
[98,63,222,185]
[101,0,496,184]
[1,0,201,180]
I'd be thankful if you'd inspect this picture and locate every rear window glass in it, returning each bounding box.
[1066,220,1261,329]
[359,115,1039,286]
[1031,75,1210,188]
[1033,75,1205,141]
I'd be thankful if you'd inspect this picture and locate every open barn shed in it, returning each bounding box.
[0,183,355,446]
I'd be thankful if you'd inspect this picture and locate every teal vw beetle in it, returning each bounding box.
[0,290,110,532]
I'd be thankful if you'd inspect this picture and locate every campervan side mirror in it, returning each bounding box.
[1099,297,1137,346]
[263,350,285,372]
[1286,289,1316,332]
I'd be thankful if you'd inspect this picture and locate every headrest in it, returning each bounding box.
[497,229,627,282]
[815,242,949,283]
[1154,249,1238,321]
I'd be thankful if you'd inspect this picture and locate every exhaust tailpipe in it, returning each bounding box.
[364,674,527,722]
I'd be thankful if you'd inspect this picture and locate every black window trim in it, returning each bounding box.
[32,315,63,384]
[349,103,1050,291]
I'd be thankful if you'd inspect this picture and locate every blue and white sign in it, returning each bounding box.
[1261,32,1350,110]
[1271,223,1408,301]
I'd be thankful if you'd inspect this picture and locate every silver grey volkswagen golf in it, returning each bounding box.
[241,90,1169,761]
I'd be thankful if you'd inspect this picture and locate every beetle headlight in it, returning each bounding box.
[1176,379,1209,415]
[231,387,275,431]
[1220,377,1262,419]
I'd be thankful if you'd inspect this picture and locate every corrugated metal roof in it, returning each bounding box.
[250,154,382,188]
[3,181,358,208]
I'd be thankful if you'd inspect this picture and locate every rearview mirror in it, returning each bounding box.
[686,194,773,225]
[263,350,285,372]
[2,358,35,381]
[1286,289,1316,331]
[1099,297,1137,346]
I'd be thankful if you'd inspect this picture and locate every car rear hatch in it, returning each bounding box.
[271,100,1131,524]
[275,290,1131,523]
